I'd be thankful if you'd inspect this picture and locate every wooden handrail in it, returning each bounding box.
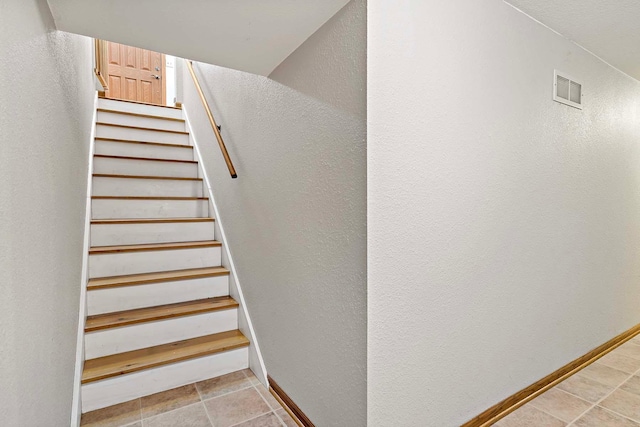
[186,60,237,179]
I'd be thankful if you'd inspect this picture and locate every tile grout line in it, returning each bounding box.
[566,360,640,426]
[229,411,277,427]
[228,410,275,427]
[600,406,638,424]
[598,405,640,425]
[200,400,216,427]
[195,384,217,427]
[201,383,256,401]
[523,362,626,424]
[242,369,286,427]
[242,369,288,427]
[108,373,265,427]
[521,342,640,426]
[141,401,206,424]
[501,341,640,425]
[253,383,287,426]
[526,389,589,425]
[198,383,256,404]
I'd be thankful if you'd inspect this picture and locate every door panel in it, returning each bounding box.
[125,78,138,101]
[108,43,120,65]
[104,41,165,105]
[141,81,153,104]
[125,45,136,68]
[140,50,152,71]
[108,75,122,99]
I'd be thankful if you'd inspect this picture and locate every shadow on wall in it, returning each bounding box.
[181,1,367,425]
[190,60,368,425]
[268,0,366,118]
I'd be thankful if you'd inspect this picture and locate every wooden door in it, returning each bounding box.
[105,42,165,105]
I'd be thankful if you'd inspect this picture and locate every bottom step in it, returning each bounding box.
[82,347,249,413]
[83,330,249,384]
[81,331,249,412]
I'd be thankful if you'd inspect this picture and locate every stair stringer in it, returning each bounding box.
[184,108,268,387]
[71,92,99,427]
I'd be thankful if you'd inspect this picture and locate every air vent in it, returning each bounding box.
[553,70,582,109]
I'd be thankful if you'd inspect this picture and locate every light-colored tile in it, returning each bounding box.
[276,409,297,427]
[613,343,640,361]
[80,398,141,427]
[630,335,640,346]
[256,384,281,410]
[556,374,615,402]
[574,405,640,427]
[196,371,253,400]
[143,403,211,427]
[580,362,630,387]
[234,412,283,427]
[495,404,566,427]
[528,388,592,422]
[204,387,271,427]
[140,384,200,418]
[622,376,640,396]
[598,352,640,374]
[243,368,261,385]
[600,389,640,422]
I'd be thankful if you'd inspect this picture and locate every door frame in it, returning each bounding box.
[94,39,109,93]
[94,39,167,106]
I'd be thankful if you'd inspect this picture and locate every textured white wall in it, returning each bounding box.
[181,0,366,425]
[46,0,349,76]
[0,0,95,425]
[368,0,640,425]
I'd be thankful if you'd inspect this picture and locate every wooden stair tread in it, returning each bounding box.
[92,196,208,201]
[85,297,238,332]
[97,122,189,135]
[97,109,185,122]
[82,330,248,383]
[99,95,182,110]
[87,267,230,290]
[91,218,214,225]
[93,174,202,181]
[95,137,192,149]
[94,154,197,164]
[90,240,221,254]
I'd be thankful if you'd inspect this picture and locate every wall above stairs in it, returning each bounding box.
[179,0,367,424]
[0,0,96,425]
[45,0,350,76]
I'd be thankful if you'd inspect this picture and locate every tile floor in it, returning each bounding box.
[497,335,640,426]
[80,369,298,427]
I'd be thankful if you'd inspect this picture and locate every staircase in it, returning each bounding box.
[81,98,250,412]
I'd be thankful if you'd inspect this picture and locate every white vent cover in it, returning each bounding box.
[553,70,583,109]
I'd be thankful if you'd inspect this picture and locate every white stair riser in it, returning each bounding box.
[91,221,215,246]
[92,177,204,197]
[81,348,248,412]
[95,140,194,161]
[94,157,198,178]
[89,246,222,278]
[92,199,208,219]
[87,276,230,315]
[96,124,189,146]
[97,98,183,120]
[85,309,238,359]
[97,111,186,132]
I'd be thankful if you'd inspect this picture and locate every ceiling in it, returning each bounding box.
[506,0,640,81]
[46,0,350,76]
